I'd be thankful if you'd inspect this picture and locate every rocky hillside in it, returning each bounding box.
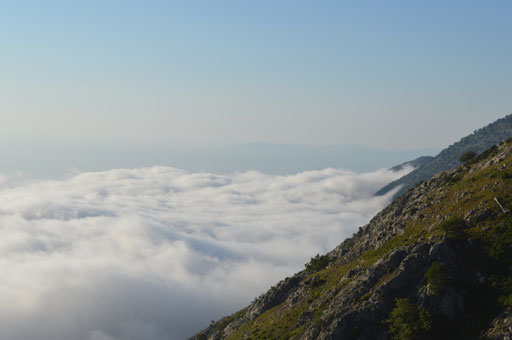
[193,139,512,340]
[377,114,512,197]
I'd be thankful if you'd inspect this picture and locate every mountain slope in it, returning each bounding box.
[376,114,512,197]
[193,139,512,340]
[389,155,434,172]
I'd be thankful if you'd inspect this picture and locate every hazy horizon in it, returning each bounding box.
[0,141,440,179]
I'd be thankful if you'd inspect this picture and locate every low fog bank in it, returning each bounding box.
[0,166,410,339]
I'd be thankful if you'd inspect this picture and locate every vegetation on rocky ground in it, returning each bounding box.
[384,298,432,340]
[304,254,330,273]
[459,150,477,163]
[194,138,512,340]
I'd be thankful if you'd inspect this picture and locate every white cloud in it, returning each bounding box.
[0,166,408,340]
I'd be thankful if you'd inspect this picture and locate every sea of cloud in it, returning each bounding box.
[0,166,409,340]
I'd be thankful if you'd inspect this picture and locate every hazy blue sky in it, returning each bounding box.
[0,1,510,149]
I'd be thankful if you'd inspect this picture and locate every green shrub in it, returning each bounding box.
[469,145,498,164]
[459,151,477,163]
[385,298,432,340]
[424,262,448,295]
[305,254,330,273]
[440,216,468,240]
[490,276,512,307]
[488,222,512,261]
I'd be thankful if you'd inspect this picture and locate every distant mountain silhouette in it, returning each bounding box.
[389,155,434,172]
[376,114,512,197]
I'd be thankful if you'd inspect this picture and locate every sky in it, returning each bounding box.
[0,1,510,151]
[0,2,510,339]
